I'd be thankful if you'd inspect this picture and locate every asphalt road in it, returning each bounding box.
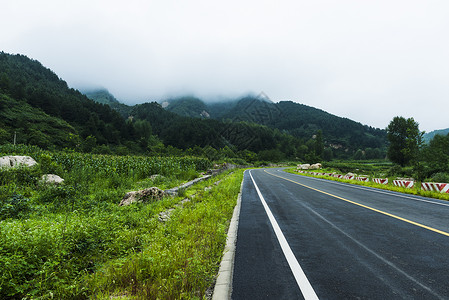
[232,168,449,299]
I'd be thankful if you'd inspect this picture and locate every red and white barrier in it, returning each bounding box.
[333,174,343,178]
[311,172,325,176]
[343,175,355,180]
[356,177,369,182]
[372,178,388,185]
[421,182,449,193]
[393,180,414,188]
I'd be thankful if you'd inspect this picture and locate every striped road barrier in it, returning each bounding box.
[393,180,414,189]
[421,182,449,193]
[356,177,369,182]
[372,178,388,185]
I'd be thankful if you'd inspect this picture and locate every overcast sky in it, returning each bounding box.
[1,0,448,131]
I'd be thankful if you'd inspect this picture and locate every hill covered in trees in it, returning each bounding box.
[0,53,312,161]
[423,128,449,144]
[0,51,388,161]
[0,52,145,152]
[162,95,387,158]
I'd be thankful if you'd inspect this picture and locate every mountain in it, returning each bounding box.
[129,101,303,157]
[84,89,120,105]
[161,96,387,155]
[83,88,132,119]
[162,96,209,118]
[0,93,77,147]
[0,51,386,161]
[423,128,449,144]
[0,52,143,151]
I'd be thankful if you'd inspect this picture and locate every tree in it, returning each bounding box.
[386,116,423,166]
[423,133,449,174]
[353,149,365,160]
[323,147,333,161]
[314,130,324,159]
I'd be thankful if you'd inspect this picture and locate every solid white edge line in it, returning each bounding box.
[249,170,319,300]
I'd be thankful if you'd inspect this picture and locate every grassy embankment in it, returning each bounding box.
[285,161,449,201]
[0,144,244,299]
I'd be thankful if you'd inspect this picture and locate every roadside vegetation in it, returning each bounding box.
[286,164,449,201]
[287,116,449,201]
[0,144,243,299]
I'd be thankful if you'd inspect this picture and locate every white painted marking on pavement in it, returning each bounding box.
[249,170,319,300]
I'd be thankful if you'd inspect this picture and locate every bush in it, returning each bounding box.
[430,172,449,183]
[0,193,32,220]
[0,167,39,186]
[387,165,403,177]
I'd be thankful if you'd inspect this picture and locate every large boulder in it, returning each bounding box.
[119,187,165,206]
[0,156,37,169]
[297,164,311,170]
[310,163,322,170]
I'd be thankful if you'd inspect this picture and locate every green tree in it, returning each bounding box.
[386,116,423,166]
[323,147,333,161]
[353,149,365,160]
[314,130,324,159]
[423,133,449,173]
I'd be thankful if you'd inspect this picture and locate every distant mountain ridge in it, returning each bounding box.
[0,51,387,160]
[84,89,120,105]
[423,128,449,144]
[0,52,142,151]
[85,89,387,156]
[162,96,387,153]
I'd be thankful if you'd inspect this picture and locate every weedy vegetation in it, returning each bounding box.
[0,144,243,299]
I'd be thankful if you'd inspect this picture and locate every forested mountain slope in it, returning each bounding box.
[162,96,387,154]
[0,51,386,160]
[0,53,307,160]
[423,128,449,144]
[84,88,132,118]
[0,52,136,149]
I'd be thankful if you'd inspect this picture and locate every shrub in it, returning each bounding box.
[387,165,403,177]
[0,193,32,220]
[430,172,449,183]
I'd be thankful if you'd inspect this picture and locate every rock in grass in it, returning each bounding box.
[0,156,37,169]
[40,174,64,184]
[119,187,165,206]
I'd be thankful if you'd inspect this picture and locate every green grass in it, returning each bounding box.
[285,167,449,201]
[0,144,244,299]
[86,170,243,299]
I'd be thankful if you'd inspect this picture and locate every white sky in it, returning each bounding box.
[1,0,448,131]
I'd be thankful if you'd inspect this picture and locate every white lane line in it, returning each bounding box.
[275,169,449,208]
[249,170,319,300]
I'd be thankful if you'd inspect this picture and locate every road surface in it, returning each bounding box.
[232,168,449,299]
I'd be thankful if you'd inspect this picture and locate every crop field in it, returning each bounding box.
[0,144,243,299]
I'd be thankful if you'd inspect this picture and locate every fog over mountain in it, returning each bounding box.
[2,1,449,131]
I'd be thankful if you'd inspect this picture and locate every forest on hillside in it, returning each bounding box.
[1,52,334,163]
[161,96,387,159]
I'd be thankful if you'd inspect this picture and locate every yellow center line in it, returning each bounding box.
[263,169,449,238]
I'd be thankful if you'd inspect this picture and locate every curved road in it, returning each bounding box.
[232,168,449,299]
